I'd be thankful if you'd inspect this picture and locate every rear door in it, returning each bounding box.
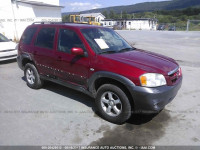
[54,28,90,87]
[33,27,56,77]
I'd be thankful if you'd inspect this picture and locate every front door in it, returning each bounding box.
[54,28,90,87]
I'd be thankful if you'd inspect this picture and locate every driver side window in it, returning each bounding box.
[58,29,85,54]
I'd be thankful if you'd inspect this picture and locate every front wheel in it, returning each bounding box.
[96,84,132,124]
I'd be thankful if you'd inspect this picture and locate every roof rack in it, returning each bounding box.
[32,22,66,25]
[32,22,92,25]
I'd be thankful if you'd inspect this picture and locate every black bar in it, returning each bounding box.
[0,146,199,150]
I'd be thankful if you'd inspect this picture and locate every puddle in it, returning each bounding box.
[90,110,174,146]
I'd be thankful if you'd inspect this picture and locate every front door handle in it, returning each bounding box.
[57,56,62,61]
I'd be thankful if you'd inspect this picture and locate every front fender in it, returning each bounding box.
[88,71,136,96]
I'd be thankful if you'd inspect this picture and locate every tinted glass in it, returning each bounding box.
[21,27,37,45]
[0,33,9,42]
[58,29,85,54]
[35,28,55,49]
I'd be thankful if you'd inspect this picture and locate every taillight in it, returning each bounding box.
[17,44,21,56]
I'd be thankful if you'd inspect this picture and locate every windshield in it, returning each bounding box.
[0,33,9,42]
[81,28,133,54]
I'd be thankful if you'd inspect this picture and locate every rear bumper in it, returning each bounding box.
[17,55,23,70]
[130,77,182,113]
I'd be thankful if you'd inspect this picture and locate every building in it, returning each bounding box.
[103,19,116,28]
[0,0,63,41]
[80,13,106,24]
[103,18,158,30]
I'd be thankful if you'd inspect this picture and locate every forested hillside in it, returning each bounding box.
[80,0,200,14]
[62,0,200,31]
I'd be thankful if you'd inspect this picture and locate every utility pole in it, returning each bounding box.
[186,20,190,31]
[11,0,18,41]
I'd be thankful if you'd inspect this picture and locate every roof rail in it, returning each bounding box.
[32,22,64,25]
[32,22,93,25]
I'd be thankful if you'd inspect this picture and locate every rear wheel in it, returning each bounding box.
[24,63,43,89]
[96,84,132,124]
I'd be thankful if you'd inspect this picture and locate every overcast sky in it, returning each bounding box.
[60,0,169,12]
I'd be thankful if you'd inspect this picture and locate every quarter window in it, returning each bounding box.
[35,28,55,49]
[21,27,37,45]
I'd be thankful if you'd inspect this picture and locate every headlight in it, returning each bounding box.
[139,73,166,87]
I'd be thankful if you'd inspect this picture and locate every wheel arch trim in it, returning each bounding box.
[18,53,34,70]
[88,71,136,96]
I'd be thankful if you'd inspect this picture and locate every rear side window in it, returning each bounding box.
[21,27,37,45]
[35,28,55,49]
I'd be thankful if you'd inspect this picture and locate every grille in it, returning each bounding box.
[0,54,17,59]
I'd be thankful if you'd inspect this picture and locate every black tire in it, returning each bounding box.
[24,63,43,89]
[96,84,132,124]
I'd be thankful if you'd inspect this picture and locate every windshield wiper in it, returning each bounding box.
[118,47,135,53]
[99,50,117,54]
[99,48,135,54]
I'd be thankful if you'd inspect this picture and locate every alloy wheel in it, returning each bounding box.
[100,91,122,117]
[26,68,35,84]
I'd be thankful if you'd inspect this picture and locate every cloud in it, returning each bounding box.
[64,2,102,12]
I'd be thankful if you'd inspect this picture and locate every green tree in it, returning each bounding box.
[62,15,70,22]
[122,11,128,19]
[109,10,116,19]
[126,14,132,19]
[102,11,109,19]
[114,14,121,19]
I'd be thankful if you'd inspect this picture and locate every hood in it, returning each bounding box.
[0,41,17,51]
[101,49,178,75]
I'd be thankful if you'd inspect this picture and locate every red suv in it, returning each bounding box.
[17,22,182,124]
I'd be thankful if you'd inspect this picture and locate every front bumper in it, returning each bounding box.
[0,50,17,61]
[130,77,182,113]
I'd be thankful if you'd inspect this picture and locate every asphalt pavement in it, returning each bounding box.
[0,31,200,148]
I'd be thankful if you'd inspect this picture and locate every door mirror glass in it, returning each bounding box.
[71,47,84,55]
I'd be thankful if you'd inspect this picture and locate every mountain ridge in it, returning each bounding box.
[62,0,200,15]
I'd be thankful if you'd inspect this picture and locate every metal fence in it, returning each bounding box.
[186,20,200,31]
[157,21,200,31]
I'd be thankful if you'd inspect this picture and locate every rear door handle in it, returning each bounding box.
[33,51,37,55]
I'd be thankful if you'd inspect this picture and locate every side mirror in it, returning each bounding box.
[71,47,84,56]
